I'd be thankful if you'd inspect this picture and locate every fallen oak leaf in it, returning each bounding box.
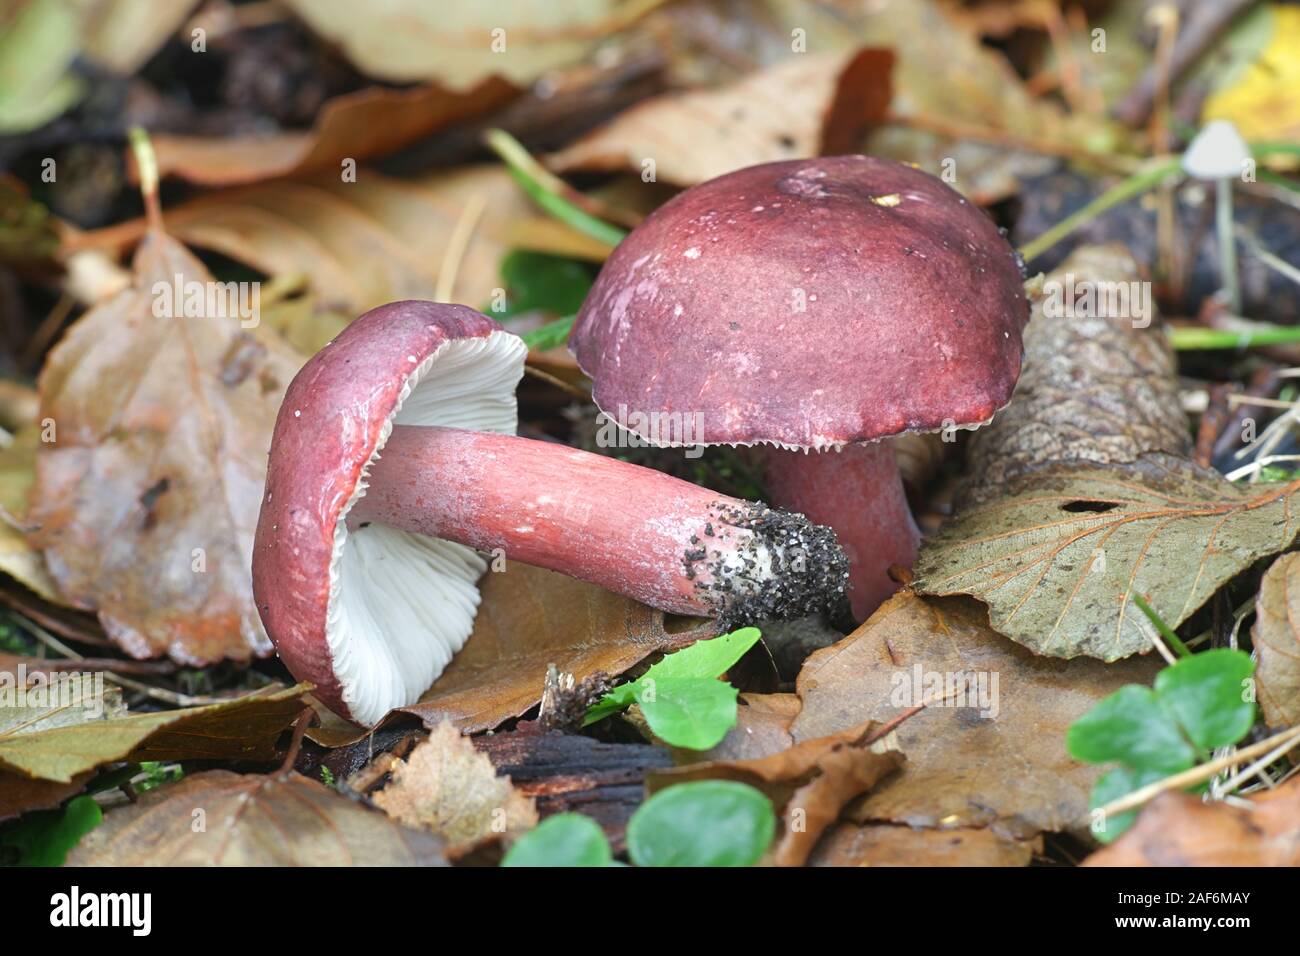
[1250,552,1300,730]
[68,768,447,866]
[0,684,309,783]
[366,720,537,857]
[648,718,903,867]
[28,230,300,664]
[548,49,893,187]
[792,592,1160,837]
[1083,774,1300,866]
[914,455,1300,661]
[146,78,519,187]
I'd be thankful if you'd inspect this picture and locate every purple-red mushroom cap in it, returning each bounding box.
[252,301,526,727]
[571,156,1029,620]
[254,299,851,726]
[571,155,1030,450]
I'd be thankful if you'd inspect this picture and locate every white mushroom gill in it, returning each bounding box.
[326,330,526,726]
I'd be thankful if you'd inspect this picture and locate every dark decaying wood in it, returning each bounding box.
[474,729,671,851]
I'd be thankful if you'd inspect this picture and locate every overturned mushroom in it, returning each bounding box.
[572,156,1030,619]
[253,301,846,725]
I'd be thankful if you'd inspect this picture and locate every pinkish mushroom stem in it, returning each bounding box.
[348,424,848,624]
[762,442,919,621]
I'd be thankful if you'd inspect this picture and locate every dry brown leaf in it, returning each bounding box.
[638,0,1084,203]
[855,0,1080,202]
[549,49,893,187]
[1084,776,1300,866]
[70,769,447,866]
[792,592,1160,837]
[369,720,537,855]
[28,230,299,664]
[810,823,1039,867]
[147,79,519,186]
[915,456,1300,661]
[0,771,92,822]
[403,563,716,734]
[650,718,902,867]
[0,583,108,648]
[0,684,309,783]
[0,426,61,601]
[79,166,609,353]
[1252,552,1300,729]
[281,0,663,88]
[0,671,124,735]
[0,660,124,821]
[962,246,1191,505]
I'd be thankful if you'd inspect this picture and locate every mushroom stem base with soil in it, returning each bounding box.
[762,441,920,621]
[349,425,849,625]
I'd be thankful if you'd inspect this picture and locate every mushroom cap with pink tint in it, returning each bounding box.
[571,156,1030,449]
[252,301,526,726]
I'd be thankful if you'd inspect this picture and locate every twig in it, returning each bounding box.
[864,703,925,746]
[1235,226,1300,289]
[1217,728,1300,793]
[1041,3,1088,115]
[1145,4,1179,153]
[1224,455,1300,482]
[277,708,316,774]
[1226,394,1300,410]
[24,619,236,707]
[863,675,982,747]
[435,194,487,302]
[1095,722,1300,820]
[21,292,75,370]
[1113,0,1259,128]
[522,363,588,399]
